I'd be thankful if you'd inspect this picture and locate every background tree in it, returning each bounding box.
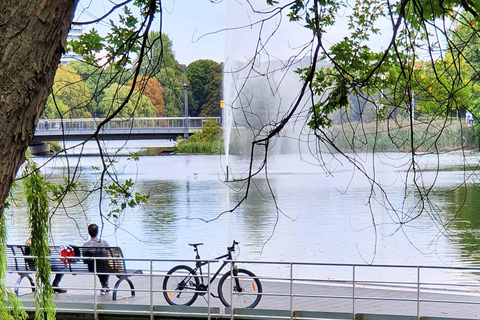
[127,76,165,116]
[412,56,477,119]
[155,67,192,117]
[140,31,182,77]
[451,14,480,129]
[43,64,93,119]
[66,39,136,119]
[99,83,156,118]
[67,60,117,117]
[135,31,191,117]
[185,59,223,117]
[201,62,223,117]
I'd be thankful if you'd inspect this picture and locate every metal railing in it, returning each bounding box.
[36,117,220,132]
[9,256,480,320]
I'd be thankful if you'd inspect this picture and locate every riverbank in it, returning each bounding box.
[226,119,476,155]
[330,119,476,153]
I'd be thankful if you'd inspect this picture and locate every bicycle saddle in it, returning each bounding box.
[189,243,204,247]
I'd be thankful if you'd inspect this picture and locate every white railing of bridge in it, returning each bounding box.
[36,117,220,131]
[10,256,480,320]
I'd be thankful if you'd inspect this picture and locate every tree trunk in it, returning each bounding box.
[0,0,78,215]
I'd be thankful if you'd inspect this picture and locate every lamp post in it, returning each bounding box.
[183,83,189,139]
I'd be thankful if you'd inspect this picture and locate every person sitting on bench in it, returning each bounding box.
[25,239,67,293]
[83,224,111,295]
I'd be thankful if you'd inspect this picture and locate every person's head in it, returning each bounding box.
[87,224,99,238]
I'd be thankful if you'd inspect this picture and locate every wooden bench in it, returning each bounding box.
[6,245,143,301]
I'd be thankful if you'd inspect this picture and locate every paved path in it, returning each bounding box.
[6,270,480,319]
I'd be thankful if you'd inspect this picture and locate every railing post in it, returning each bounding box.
[150,260,154,320]
[417,266,421,320]
[230,261,234,320]
[183,84,189,139]
[207,261,211,320]
[352,265,356,320]
[93,258,98,320]
[290,263,294,320]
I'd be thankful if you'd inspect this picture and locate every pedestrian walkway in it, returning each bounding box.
[6,259,480,320]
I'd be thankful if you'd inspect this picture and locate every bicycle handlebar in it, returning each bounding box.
[228,240,239,253]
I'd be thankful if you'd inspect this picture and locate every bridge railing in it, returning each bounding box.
[37,117,220,131]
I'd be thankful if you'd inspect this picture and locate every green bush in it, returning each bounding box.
[176,120,224,154]
[47,141,61,153]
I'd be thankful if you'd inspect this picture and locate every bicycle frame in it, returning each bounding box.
[190,244,235,291]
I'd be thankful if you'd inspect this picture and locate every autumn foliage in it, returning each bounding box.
[127,76,165,117]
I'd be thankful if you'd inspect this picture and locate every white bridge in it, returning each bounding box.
[34,117,220,142]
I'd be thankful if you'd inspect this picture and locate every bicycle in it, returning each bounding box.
[162,240,262,308]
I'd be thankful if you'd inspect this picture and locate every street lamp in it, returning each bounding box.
[183,83,189,139]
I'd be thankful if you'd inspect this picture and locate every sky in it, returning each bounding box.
[72,0,342,66]
[74,0,228,65]
[73,1,394,67]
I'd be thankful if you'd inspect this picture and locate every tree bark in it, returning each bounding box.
[0,0,78,215]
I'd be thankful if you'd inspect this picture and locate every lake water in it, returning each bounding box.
[6,142,480,277]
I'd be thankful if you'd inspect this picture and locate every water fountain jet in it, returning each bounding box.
[222,95,233,182]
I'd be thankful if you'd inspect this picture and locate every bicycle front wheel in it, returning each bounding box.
[218,268,262,308]
[163,265,200,306]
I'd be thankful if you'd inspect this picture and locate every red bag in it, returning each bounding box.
[60,245,75,265]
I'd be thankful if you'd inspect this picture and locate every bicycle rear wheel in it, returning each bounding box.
[218,268,262,308]
[163,265,200,306]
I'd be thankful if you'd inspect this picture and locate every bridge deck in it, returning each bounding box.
[7,270,480,319]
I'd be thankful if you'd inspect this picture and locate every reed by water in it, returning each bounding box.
[226,118,477,155]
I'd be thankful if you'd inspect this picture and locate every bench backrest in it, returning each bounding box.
[6,245,126,274]
[6,245,34,272]
[76,246,126,273]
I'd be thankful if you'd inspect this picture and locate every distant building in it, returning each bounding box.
[61,25,83,64]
